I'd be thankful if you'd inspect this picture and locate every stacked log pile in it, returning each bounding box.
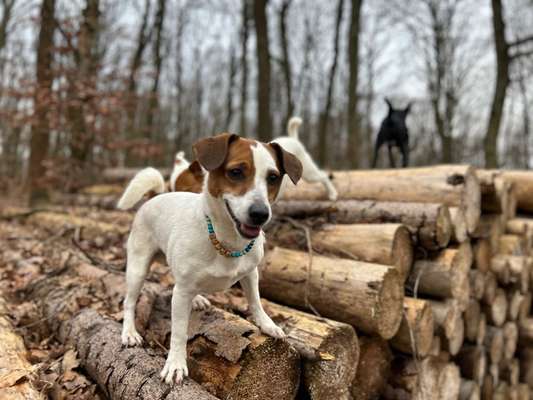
[22,165,533,400]
[264,165,533,399]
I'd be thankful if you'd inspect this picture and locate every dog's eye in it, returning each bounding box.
[266,173,280,185]
[227,168,244,181]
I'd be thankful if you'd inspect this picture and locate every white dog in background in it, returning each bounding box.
[117,133,302,385]
[272,117,338,201]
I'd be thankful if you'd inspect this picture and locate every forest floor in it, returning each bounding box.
[0,204,175,400]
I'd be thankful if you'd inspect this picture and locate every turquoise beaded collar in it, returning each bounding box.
[205,215,255,257]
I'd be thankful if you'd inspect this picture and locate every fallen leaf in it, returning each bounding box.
[61,349,80,374]
[0,368,31,389]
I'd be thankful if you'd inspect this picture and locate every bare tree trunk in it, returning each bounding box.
[278,0,293,126]
[68,0,100,165]
[126,0,151,165]
[346,0,362,168]
[317,0,344,165]
[174,6,186,153]
[26,0,56,205]
[254,0,272,141]
[484,0,509,168]
[225,46,237,129]
[146,0,166,148]
[239,0,250,135]
[0,0,15,71]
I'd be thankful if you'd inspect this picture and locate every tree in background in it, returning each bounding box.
[278,0,294,127]
[485,0,533,168]
[26,0,56,204]
[254,0,272,142]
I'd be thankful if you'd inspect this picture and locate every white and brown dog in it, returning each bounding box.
[171,117,338,201]
[273,117,337,201]
[117,133,302,385]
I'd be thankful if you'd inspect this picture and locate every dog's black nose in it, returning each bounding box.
[248,203,270,225]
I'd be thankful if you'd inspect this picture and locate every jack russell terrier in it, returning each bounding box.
[117,133,302,385]
[170,117,337,201]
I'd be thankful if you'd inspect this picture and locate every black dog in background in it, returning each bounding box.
[372,98,412,168]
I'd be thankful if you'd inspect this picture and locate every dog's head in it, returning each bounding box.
[385,98,411,134]
[193,133,302,239]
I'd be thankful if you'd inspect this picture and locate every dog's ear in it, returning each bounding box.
[269,142,303,185]
[404,102,412,115]
[188,160,204,178]
[385,97,393,111]
[193,133,239,171]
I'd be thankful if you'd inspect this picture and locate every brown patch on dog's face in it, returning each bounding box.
[262,144,285,202]
[172,161,204,193]
[206,138,257,198]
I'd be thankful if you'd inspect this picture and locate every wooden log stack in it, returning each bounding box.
[52,165,533,399]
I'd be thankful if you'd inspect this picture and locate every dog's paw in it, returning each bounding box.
[256,316,286,339]
[192,295,211,311]
[160,356,188,385]
[328,189,338,202]
[121,325,143,347]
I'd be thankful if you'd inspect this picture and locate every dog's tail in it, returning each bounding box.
[117,167,166,210]
[287,116,302,139]
[175,151,186,164]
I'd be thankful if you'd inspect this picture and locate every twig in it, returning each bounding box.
[281,217,321,317]
[71,236,124,275]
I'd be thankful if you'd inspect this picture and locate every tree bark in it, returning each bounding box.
[473,239,492,273]
[456,345,487,385]
[464,299,481,343]
[281,165,481,233]
[351,337,392,400]
[497,171,533,213]
[484,326,504,365]
[274,223,413,282]
[483,288,508,327]
[469,270,485,301]
[407,243,472,310]
[273,199,452,250]
[239,0,250,135]
[26,0,56,205]
[317,0,344,166]
[254,0,272,141]
[390,297,434,357]
[259,247,404,339]
[484,0,510,168]
[460,380,481,400]
[346,0,363,168]
[450,207,468,243]
[208,290,359,400]
[429,299,465,355]
[278,0,293,126]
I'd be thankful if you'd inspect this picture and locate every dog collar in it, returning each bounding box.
[205,215,255,257]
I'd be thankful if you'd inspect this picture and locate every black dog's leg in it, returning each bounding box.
[400,141,409,167]
[387,144,396,168]
[372,140,383,168]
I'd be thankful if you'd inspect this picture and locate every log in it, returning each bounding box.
[281,165,481,234]
[208,290,359,400]
[472,214,503,250]
[450,207,468,243]
[519,318,533,346]
[481,374,494,400]
[0,296,43,400]
[499,234,528,256]
[519,292,531,322]
[497,170,533,213]
[455,345,487,384]
[483,271,498,304]
[469,270,485,300]
[473,239,492,273]
[477,313,487,347]
[508,290,525,321]
[38,303,217,400]
[482,288,508,327]
[519,347,533,388]
[465,299,481,343]
[259,247,404,338]
[503,256,531,293]
[103,167,171,182]
[273,200,452,250]
[351,337,392,400]
[460,380,481,400]
[484,327,504,365]
[516,384,530,400]
[429,335,441,356]
[500,358,519,385]
[389,356,460,400]
[390,297,434,357]
[407,243,472,310]
[286,223,414,282]
[429,299,464,355]
[506,218,531,236]
[494,382,509,400]
[146,293,301,400]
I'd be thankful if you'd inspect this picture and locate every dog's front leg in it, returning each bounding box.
[160,285,192,385]
[240,268,285,339]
